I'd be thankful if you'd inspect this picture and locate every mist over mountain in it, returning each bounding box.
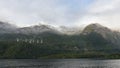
[0,21,82,35]
[0,21,120,59]
[18,24,61,34]
[0,21,18,33]
[1,21,120,40]
[82,23,120,48]
[1,21,120,43]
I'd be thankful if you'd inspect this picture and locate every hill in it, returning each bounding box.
[0,22,120,59]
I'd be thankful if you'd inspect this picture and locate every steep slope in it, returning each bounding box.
[82,23,120,49]
[0,21,17,33]
[82,23,111,35]
[0,23,120,58]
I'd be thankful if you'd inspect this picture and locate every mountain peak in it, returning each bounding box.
[84,23,105,30]
[19,24,60,34]
[82,23,111,35]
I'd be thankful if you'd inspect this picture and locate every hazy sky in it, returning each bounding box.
[0,0,120,29]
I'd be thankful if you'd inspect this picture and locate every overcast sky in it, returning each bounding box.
[0,0,120,29]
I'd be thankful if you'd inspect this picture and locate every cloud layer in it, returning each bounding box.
[0,0,120,29]
[77,0,120,29]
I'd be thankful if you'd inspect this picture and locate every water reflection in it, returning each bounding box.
[0,59,120,68]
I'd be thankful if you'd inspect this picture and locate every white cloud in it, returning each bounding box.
[76,0,120,29]
[0,0,120,29]
[0,0,73,27]
[89,0,120,13]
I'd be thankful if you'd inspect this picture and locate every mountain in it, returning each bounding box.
[18,24,61,34]
[82,23,111,35]
[0,21,63,35]
[0,21,17,33]
[0,21,120,48]
[0,21,82,35]
[82,23,120,49]
[0,22,120,59]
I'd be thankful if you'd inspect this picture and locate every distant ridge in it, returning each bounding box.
[82,23,120,48]
[0,22,120,58]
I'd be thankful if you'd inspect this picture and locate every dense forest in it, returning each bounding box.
[0,32,119,59]
[0,23,120,59]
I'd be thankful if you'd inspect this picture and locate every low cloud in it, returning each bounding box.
[0,0,83,27]
[76,0,120,29]
[0,0,120,29]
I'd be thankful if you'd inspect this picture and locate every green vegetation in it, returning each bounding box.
[0,32,119,59]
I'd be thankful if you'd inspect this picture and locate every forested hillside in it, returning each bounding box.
[0,23,120,59]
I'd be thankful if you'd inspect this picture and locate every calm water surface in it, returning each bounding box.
[0,59,120,68]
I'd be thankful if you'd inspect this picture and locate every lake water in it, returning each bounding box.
[0,59,120,68]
